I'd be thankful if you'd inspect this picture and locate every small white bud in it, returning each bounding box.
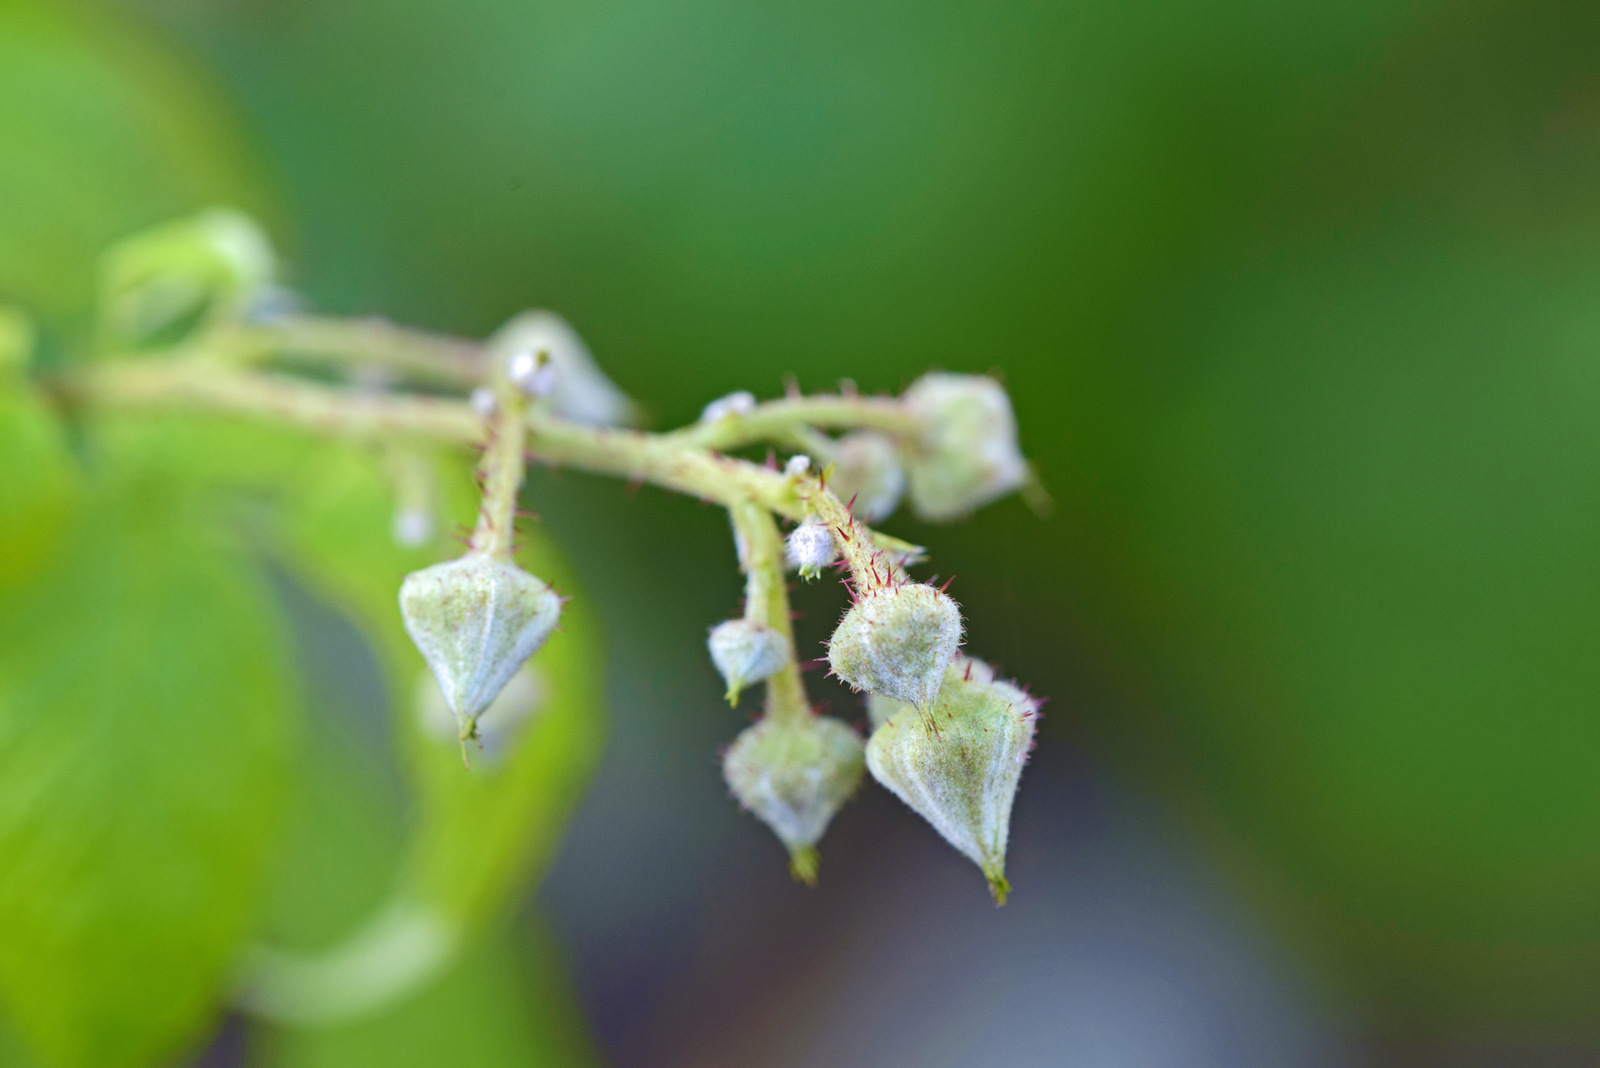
[829,431,905,522]
[723,714,866,884]
[827,582,963,709]
[866,656,1039,903]
[392,507,434,548]
[508,349,559,397]
[399,552,563,728]
[784,454,811,477]
[785,519,837,580]
[902,373,1028,521]
[470,387,498,418]
[700,390,757,423]
[418,665,547,763]
[708,618,790,704]
[488,311,639,425]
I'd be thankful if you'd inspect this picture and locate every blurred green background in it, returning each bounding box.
[6,0,1600,1063]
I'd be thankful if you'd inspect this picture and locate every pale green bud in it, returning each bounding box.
[723,714,866,884]
[866,653,993,730]
[98,208,276,346]
[399,552,563,729]
[488,311,638,426]
[418,665,547,762]
[866,657,1039,902]
[708,618,789,704]
[785,519,837,579]
[829,431,905,522]
[827,583,963,709]
[902,373,1027,521]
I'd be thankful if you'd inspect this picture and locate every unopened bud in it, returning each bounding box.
[418,665,547,762]
[902,373,1027,521]
[393,507,434,548]
[866,656,1039,902]
[489,311,639,425]
[708,618,789,704]
[508,349,559,397]
[723,714,866,884]
[827,583,962,709]
[784,453,811,477]
[470,387,497,418]
[829,431,905,522]
[785,519,836,580]
[399,552,563,728]
[700,390,756,423]
[98,208,276,347]
[867,653,994,729]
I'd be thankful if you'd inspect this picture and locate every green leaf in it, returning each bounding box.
[252,920,599,1068]
[0,481,296,1068]
[0,0,274,335]
[0,379,76,588]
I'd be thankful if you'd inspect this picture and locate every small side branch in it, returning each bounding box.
[729,500,808,722]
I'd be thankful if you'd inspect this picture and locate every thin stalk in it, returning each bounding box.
[467,383,528,560]
[729,500,807,723]
[666,393,922,451]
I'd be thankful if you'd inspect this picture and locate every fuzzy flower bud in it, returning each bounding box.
[902,373,1028,521]
[488,311,638,426]
[866,657,1039,902]
[723,715,866,884]
[865,655,997,730]
[708,618,789,704]
[829,431,905,522]
[418,665,547,763]
[700,390,756,423]
[784,453,811,477]
[785,519,837,580]
[399,552,563,728]
[508,349,559,397]
[827,582,963,709]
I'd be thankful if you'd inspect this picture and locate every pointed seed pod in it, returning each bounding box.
[829,431,906,522]
[418,665,547,763]
[866,657,1039,903]
[865,654,995,730]
[708,618,789,704]
[399,552,563,728]
[902,373,1028,521]
[723,715,866,884]
[828,583,962,709]
[785,519,837,580]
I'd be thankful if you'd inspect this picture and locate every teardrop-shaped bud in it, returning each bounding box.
[708,618,789,704]
[830,431,905,522]
[399,552,563,728]
[902,373,1028,521]
[785,519,836,580]
[723,714,866,884]
[867,653,993,730]
[488,311,639,426]
[827,583,962,709]
[417,665,547,763]
[866,657,1039,902]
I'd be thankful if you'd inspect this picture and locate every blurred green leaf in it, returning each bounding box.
[0,481,296,1068]
[0,0,273,337]
[0,379,75,587]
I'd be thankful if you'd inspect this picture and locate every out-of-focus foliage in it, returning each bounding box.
[137,0,1600,1034]
[0,0,273,335]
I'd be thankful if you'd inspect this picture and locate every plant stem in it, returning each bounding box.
[729,500,808,722]
[666,394,922,451]
[468,383,528,560]
[210,315,486,387]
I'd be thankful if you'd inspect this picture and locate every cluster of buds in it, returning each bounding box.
[381,307,1039,896]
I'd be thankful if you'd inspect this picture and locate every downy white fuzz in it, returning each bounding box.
[399,552,563,729]
[866,656,1039,903]
[708,618,790,704]
[785,519,837,580]
[827,582,963,709]
[723,714,866,884]
[829,431,905,523]
[902,373,1027,521]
